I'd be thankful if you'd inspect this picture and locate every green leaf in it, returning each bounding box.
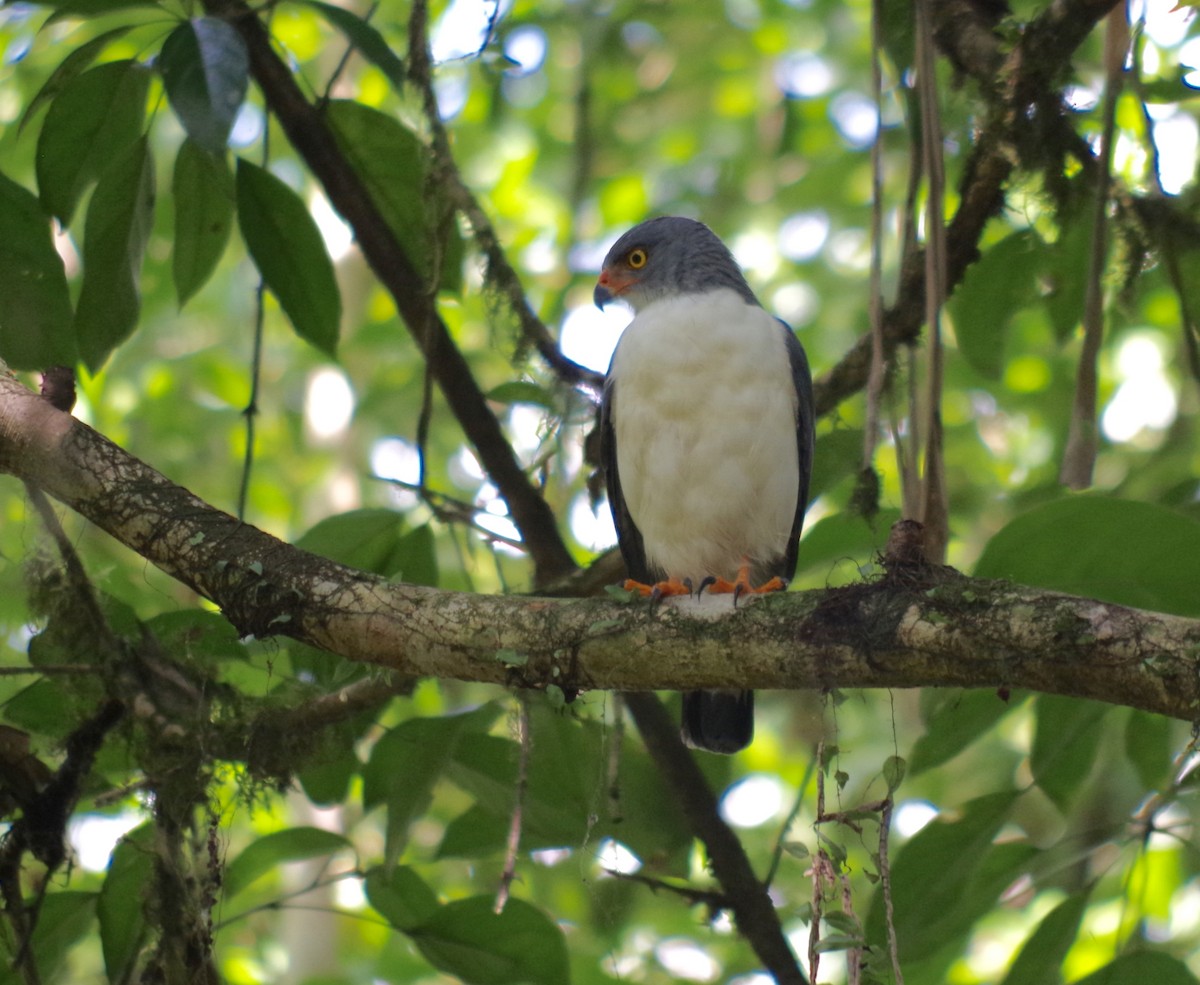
[487,381,557,409]
[223,827,354,899]
[866,791,1019,962]
[1030,696,1109,812]
[325,99,463,293]
[98,823,154,982]
[437,803,510,858]
[975,497,1200,617]
[298,743,360,806]
[361,705,502,868]
[389,524,438,586]
[792,509,902,583]
[36,59,150,225]
[75,135,155,372]
[0,891,96,985]
[301,0,406,89]
[0,171,75,369]
[808,428,865,501]
[18,26,133,135]
[881,755,906,793]
[173,139,234,305]
[909,689,1027,775]
[142,609,246,662]
[948,229,1044,379]
[160,18,249,153]
[364,865,439,932]
[296,508,405,573]
[410,895,570,985]
[236,158,341,357]
[999,890,1090,985]
[39,0,161,16]
[1073,952,1200,985]
[1043,206,1094,343]
[1125,709,1175,789]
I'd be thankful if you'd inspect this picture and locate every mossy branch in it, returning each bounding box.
[3,371,1199,722]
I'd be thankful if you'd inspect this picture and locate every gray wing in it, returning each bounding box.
[780,321,815,581]
[600,376,652,583]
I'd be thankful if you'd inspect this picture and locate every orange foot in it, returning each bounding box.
[624,577,692,599]
[701,559,787,603]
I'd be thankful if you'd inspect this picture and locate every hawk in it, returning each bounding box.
[596,216,815,754]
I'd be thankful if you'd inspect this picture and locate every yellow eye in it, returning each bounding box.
[627,248,648,269]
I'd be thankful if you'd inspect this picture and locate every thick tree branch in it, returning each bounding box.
[200,0,577,587]
[3,373,1199,722]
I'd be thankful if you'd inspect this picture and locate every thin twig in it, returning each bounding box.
[376,476,529,553]
[1060,5,1126,489]
[495,694,532,912]
[604,869,729,909]
[406,0,602,392]
[863,0,888,473]
[915,0,949,563]
[877,798,905,984]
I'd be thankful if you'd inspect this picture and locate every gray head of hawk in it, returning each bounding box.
[595,216,815,754]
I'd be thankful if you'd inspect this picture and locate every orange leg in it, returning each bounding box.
[702,558,788,600]
[623,577,692,598]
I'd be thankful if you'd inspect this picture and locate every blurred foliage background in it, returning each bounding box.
[2,0,1200,981]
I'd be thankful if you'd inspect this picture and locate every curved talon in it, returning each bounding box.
[696,575,717,597]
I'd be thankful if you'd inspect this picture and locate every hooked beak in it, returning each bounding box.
[594,267,632,309]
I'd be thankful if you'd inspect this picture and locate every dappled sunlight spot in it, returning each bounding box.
[960,907,1038,982]
[1064,83,1100,112]
[596,838,642,875]
[892,799,938,838]
[570,493,617,552]
[1136,0,1192,47]
[532,847,571,866]
[1167,880,1200,940]
[449,445,486,489]
[309,190,353,262]
[476,508,524,554]
[370,437,420,508]
[229,103,263,147]
[771,283,819,327]
[504,25,546,75]
[520,235,558,275]
[1101,333,1177,443]
[656,938,719,982]
[507,403,548,461]
[1148,801,1191,849]
[830,91,878,147]
[69,811,144,872]
[304,366,355,443]
[778,211,830,262]
[333,874,365,910]
[775,52,834,98]
[1152,112,1198,195]
[559,303,631,373]
[432,0,509,61]
[435,72,469,119]
[732,229,780,280]
[720,774,786,828]
[826,228,871,273]
[730,974,774,985]
[1003,354,1051,394]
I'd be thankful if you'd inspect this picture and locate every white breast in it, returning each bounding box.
[609,289,800,583]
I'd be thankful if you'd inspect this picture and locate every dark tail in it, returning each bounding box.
[681,690,754,754]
